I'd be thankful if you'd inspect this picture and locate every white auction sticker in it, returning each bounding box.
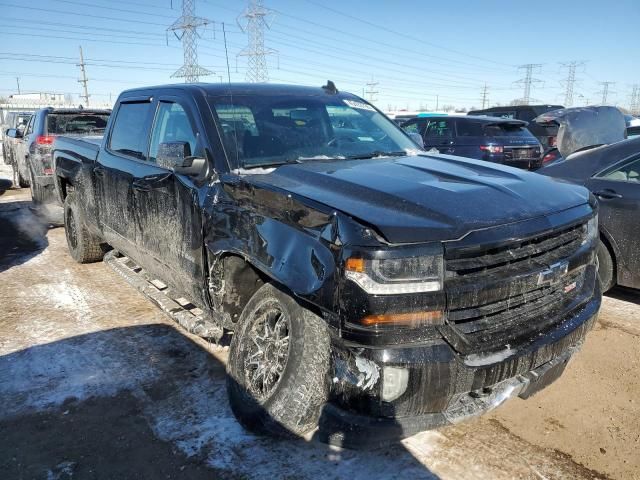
[343,99,376,112]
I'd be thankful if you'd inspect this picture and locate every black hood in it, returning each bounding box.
[243,154,590,243]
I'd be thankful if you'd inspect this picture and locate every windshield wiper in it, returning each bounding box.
[345,150,408,160]
[244,158,302,169]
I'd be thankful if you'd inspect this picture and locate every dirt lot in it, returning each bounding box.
[1,165,639,480]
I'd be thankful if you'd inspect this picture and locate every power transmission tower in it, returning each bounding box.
[560,61,583,107]
[238,0,276,83]
[515,64,543,105]
[77,46,90,106]
[629,84,640,115]
[365,77,379,103]
[168,0,213,83]
[598,81,616,105]
[480,83,489,109]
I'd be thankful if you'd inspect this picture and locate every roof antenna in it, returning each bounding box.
[322,80,338,94]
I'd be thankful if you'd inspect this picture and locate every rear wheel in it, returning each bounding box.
[227,283,330,437]
[18,169,29,188]
[64,192,104,263]
[29,167,41,205]
[596,239,615,292]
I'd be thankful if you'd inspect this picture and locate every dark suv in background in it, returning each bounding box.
[401,115,543,170]
[468,105,563,155]
[11,107,110,203]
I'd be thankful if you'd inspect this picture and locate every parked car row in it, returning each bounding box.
[4,107,111,197]
[5,79,636,446]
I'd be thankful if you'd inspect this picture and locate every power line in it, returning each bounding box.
[365,77,379,103]
[630,85,640,116]
[77,46,90,106]
[560,61,584,107]
[598,81,616,105]
[167,0,214,82]
[515,64,543,105]
[481,83,489,109]
[237,0,276,82]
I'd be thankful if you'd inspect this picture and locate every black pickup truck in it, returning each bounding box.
[53,83,601,447]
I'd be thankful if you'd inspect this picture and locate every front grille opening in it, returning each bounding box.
[446,222,586,277]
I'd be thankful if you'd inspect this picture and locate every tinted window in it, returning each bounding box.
[47,113,109,135]
[456,120,485,136]
[425,119,454,139]
[25,116,35,135]
[483,124,536,138]
[401,121,420,134]
[149,102,198,164]
[109,102,152,159]
[598,157,640,183]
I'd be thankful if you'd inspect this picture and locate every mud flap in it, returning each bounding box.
[104,250,223,341]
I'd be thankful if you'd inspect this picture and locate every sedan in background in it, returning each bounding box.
[540,137,640,291]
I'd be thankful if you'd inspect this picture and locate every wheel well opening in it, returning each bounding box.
[210,254,267,324]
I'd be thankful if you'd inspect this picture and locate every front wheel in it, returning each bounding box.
[64,192,105,263]
[18,169,29,188]
[227,283,330,437]
[596,239,615,293]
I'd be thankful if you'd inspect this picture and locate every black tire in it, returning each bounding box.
[64,192,104,263]
[18,169,29,188]
[28,167,41,205]
[227,283,330,437]
[596,239,615,293]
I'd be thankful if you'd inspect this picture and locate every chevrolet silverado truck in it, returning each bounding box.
[53,83,601,447]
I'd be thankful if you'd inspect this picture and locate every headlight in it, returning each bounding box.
[345,254,443,295]
[583,214,598,245]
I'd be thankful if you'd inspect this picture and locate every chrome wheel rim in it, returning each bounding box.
[244,301,291,402]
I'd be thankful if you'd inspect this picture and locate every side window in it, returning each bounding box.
[109,101,153,160]
[425,119,454,140]
[25,116,35,135]
[401,121,420,135]
[148,102,198,164]
[597,157,640,183]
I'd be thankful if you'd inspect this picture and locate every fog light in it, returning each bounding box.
[381,366,409,402]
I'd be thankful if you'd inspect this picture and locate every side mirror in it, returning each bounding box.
[6,128,22,139]
[157,141,206,177]
[407,132,424,148]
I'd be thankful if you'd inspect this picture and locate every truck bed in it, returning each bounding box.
[54,135,103,163]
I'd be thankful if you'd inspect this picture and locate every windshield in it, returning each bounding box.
[209,94,419,169]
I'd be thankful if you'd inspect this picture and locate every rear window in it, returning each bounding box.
[47,113,110,135]
[483,124,535,138]
[456,120,535,138]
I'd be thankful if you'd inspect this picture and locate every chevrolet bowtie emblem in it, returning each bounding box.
[537,260,569,286]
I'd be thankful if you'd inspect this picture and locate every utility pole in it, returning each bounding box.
[77,46,90,106]
[515,64,543,105]
[629,84,639,115]
[435,95,439,111]
[15,77,20,94]
[238,0,276,83]
[560,61,583,107]
[598,81,616,105]
[168,0,213,83]
[365,77,379,103]
[480,83,489,109]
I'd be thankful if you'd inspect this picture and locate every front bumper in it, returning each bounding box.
[320,289,600,448]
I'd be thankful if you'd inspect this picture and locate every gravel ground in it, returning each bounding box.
[1,162,638,480]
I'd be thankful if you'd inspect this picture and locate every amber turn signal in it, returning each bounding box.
[360,310,443,327]
[345,257,365,273]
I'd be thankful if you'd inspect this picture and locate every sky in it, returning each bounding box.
[0,0,638,111]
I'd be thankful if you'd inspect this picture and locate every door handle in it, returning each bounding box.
[132,180,151,192]
[93,166,105,178]
[593,189,622,199]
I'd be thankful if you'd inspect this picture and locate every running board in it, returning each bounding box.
[104,250,223,341]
